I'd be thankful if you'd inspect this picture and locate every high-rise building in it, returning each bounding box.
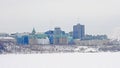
[53,27,67,45]
[54,27,62,35]
[73,24,85,40]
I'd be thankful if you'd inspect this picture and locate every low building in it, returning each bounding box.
[59,37,68,45]
[0,33,9,37]
[29,34,49,45]
[0,37,16,44]
[37,38,49,45]
[84,35,108,40]
[74,39,110,46]
[29,38,38,45]
[16,35,29,45]
[53,35,68,45]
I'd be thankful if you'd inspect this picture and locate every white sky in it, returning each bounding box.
[0,0,120,35]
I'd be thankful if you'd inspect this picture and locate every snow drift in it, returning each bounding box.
[0,53,120,68]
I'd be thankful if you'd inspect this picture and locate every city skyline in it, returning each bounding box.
[0,0,120,35]
[0,1,120,68]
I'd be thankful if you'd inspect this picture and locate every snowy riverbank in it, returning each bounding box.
[0,52,120,68]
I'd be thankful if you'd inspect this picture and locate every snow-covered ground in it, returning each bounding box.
[0,53,120,68]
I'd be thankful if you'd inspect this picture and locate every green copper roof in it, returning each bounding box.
[29,34,47,39]
[31,28,36,35]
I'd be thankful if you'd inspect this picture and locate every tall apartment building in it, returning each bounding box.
[73,24,85,40]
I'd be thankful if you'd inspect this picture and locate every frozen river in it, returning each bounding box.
[0,53,120,68]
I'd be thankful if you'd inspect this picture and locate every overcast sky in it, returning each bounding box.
[0,0,120,35]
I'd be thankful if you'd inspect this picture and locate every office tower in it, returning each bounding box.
[73,24,85,40]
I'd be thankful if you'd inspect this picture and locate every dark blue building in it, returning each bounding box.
[45,30,54,44]
[16,35,29,45]
[73,24,85,40]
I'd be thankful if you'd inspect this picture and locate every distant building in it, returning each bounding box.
[10,32,30,38]
[45,30,54,44]
[73,24,85,40]
[0,33,9,37]
[68,31,73,37]
[84,35,108,40]
[29,38,37,45]
[10,33,30,45]
[36,34,49,45]
[54,27,65,35]
[16,35,29,45]
[59,36,68,45]
[45,27,68,45]
[67,36,75,45]
[37,38,49,45]
[53,27,68,45]
[53,35,68,45]
[74,39,109,46]
[29,34,49,45]
[0,37,16,44]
